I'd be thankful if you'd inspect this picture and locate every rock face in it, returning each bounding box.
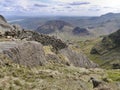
[0,15,7,23]
[36,20,72,34]
[0,41,46,67]
[0,41,97,68]
[60,48,98,68]
[0,15,23,34]
[0,15,13,34]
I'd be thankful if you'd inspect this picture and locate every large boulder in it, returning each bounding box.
[0,41,46,67]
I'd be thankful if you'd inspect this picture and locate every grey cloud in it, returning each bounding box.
[88,5,101,11]
[34,4,48,7]
[58,4,64,6]
[57,10,64,12]
[88,8,100,11]
[69,2,90,6]
[103,7,112,9]
[52,7,55,9]
[65,6,71,8]
[0,0,12,7]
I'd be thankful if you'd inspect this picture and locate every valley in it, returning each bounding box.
[0,13,120,90]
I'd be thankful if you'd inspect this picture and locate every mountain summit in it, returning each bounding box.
[0,15,7,23]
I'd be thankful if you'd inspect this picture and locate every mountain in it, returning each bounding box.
[90,29,120,69]
[86,13,120,35]
[35,20,73,34]
[35,20,90,40]
[72,27,90,35]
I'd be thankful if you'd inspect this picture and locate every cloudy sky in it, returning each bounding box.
[0,0,120,16]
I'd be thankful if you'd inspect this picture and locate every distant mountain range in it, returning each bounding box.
[8,13,120,37]
[35,20,90,36]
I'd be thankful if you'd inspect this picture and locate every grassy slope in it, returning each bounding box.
[0,61,119,90]
[74,37,103,64]
[73,36,120,69]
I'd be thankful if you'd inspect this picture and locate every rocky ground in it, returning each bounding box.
[0,38,119,90]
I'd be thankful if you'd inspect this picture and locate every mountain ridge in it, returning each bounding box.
[35,20,90,38]
[9,12,120,37]
[90,29,120,69]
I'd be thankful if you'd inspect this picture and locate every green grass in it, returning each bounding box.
[76,37,105,65]
[107,70,120,81]
[0,58,119,90]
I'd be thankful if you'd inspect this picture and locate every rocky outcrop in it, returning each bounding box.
[0,15,23,34]
[5,30,68,51]
[0,15,13,34]
[0,41,97,68]
[59,48,98,68]
[0,15,7,23]
[2,29,97,68]
[0,15,98,68]
[0,41,46,67]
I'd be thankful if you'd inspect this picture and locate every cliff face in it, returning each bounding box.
[0,41,46,67]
